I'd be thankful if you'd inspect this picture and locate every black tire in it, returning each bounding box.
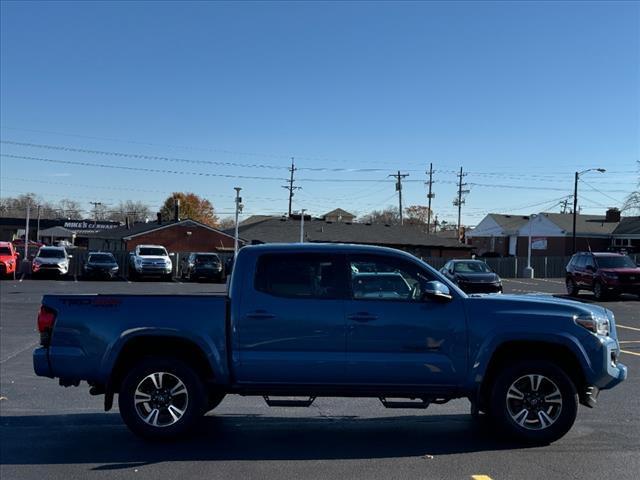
[118,357,206,440]
[566,277,579,297]
[128,269,137,281]
[489,360,578,444]
[593,280,606,301]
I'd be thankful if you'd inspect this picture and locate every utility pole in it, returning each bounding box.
[560,199,569,214]
[282,157,301,217]
[300,209,307,243]
[36,205,41,242]
[453,167,469,241]
[389,170,409,225]
[572,168,605,254]
[234,187,243,257]
[24,202,30,261]
[425,163,435,234]
[89,201,103,226]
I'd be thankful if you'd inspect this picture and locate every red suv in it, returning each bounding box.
[566,252,640,300]
[0,241,20,278]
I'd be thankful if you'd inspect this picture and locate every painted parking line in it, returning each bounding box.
[18,272,25,282]
[471,476,494,480]
[618,325,640,332]
[619,340,640,344]
[621,350,640,357]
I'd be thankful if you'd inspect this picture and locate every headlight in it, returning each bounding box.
[574,313,610,336]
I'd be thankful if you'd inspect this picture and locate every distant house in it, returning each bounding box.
[231,217,472,258]
[322,208,356,223]
[611,216,640,253]
[466,214,531,256]
[468,211,623,257]
[86,218,242,253]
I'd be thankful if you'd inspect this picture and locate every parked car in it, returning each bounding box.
[180,252,224,282]
[440,259,503,293]
[83,252,119,280]
[566,251,640,300]
[0,241,19,278]
[33,244,626,443]
[31,246,72,277]
[128,245,173,281]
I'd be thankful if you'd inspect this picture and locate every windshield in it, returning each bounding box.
[88,253,115,263]
[195,255,220,263]
[139,248,167,256]
[0,247,12,255]
[453,261,492,273]
[38,249,65,259]
[596,256,637,269]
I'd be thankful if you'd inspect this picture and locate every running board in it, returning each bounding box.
[379,397,430,409]
[263,396,316,407]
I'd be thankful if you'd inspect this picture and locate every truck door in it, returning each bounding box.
[345,254,467,388]
[234,252,349,385]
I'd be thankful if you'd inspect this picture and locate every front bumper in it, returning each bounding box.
[32,264,68,275]
[591,336,627,390]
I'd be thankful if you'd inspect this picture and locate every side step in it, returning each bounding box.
[379,397,430,409]
[263,396,316,407]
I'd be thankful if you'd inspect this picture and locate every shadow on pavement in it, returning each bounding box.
[0,412,526,468]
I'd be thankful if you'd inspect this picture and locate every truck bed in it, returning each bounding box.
[34,294,229,385]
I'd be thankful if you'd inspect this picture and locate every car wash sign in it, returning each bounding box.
[63,220,120,233]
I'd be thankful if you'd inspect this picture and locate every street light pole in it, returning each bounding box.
[300,209,307,243]
[572,168,606,254]
[234,187,242,257]
[525,214,538,278]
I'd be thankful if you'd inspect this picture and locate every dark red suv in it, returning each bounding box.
[566,252,640,300]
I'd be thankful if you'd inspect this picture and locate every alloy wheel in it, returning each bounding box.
[506,374,563,430]
[134,372,189,428]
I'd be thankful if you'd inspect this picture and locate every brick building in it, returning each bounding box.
[86,219,241,253]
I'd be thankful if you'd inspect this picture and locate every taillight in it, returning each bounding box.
[37,306,56,346]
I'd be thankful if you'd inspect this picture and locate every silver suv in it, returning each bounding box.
[32,246,72,277]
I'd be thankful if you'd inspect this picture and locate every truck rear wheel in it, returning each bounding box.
[118,357,206,440]
[490,360,578,444]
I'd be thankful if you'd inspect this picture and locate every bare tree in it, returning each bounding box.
[218,216,236,230]
[107,200,152,224]
[57,199,83,219]
[359,206,400,225]
[0,193,58,218]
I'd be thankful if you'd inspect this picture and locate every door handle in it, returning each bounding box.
[347,312,378,322]
[246,311,276,320]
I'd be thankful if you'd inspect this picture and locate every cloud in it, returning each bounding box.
[47,173,72,177]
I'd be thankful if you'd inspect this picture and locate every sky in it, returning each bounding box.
[0,0,638,225]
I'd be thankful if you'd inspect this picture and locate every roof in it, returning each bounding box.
[488,214,531,231]
[234,218,471,249]
[85,219,238,242]
[38,226,75,237]
[238,215,280,227]
[612,217,640,236]
[540,213,619,236]
[323,208,355,218]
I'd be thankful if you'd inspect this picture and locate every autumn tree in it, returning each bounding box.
[160,192,218,226]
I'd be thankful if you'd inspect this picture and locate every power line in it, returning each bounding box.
[453,167,469,236]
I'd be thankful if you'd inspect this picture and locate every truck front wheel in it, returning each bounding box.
[118,357,206,440]
[490,360,578,444]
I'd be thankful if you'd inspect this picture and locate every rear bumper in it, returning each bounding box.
[33,347,53,378]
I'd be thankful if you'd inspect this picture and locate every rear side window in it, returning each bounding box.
[255,253,347,299]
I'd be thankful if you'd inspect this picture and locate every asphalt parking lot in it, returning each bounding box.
[0,278,638,480]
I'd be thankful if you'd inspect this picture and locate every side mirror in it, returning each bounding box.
[68,254,73,259]
[422,281,452,302]
[169,252,176,257]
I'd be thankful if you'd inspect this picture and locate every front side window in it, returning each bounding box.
[255,253,346,299]
[350,254,432,301]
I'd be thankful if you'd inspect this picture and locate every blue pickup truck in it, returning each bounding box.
[33,244,627,443]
